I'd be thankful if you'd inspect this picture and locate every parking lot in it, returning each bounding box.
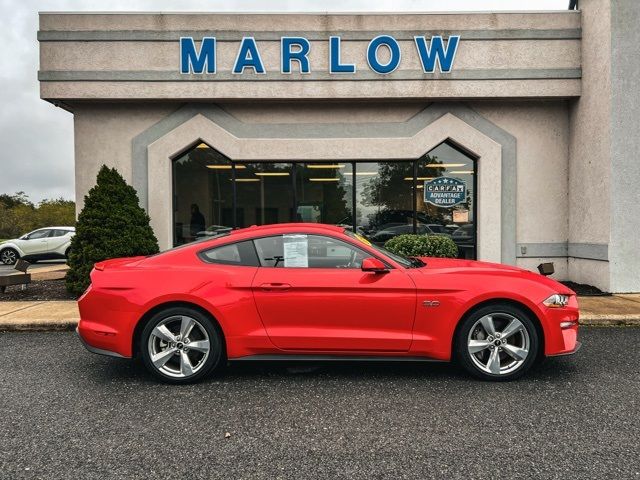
[0,327,638,479]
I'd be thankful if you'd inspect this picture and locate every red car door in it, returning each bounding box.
[251,234,416,352]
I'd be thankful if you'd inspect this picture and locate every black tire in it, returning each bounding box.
[64,248,71,259]
[140,306,224,384]
[0,248,19,265]
[454,303,540,381]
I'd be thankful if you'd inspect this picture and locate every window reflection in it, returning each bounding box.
[296,163,353,227]
[353,161,414,244]
[235,163,294,228]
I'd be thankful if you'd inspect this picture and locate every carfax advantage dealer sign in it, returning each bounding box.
[424,177,467,207]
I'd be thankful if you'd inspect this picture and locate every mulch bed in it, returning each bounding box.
[0,279,78,301]
[560,281,609,296]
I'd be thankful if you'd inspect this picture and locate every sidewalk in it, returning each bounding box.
[0,301,78,331]
[578,294,640,325]
[1,295,639,332]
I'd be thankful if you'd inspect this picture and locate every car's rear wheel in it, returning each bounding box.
[0,248,19,265]
[455,303,539,381]
[140,307,223,384]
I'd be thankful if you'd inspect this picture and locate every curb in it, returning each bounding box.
[0,321,77,332]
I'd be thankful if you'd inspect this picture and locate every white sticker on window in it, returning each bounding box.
[283,234,308,268]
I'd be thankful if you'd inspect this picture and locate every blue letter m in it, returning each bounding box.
[414,35,460,73]
[180,37,216,74]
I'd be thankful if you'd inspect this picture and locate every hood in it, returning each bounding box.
[417,257,525,272]
[415,257,575,295]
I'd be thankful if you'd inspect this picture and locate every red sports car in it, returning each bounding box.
[77,223,580,383]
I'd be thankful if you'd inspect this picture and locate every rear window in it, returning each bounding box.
[200,240,259,266]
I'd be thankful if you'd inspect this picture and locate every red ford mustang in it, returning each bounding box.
[77,223,580,383]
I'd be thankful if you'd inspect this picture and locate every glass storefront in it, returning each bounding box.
[172,141,477,258]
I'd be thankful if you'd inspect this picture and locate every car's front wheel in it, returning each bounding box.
[455,303,540,381]
[0,248,19,265]
[140,307,224,384]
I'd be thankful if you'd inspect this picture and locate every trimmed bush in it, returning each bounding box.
[65,166,159,296]
[384,234,458,258]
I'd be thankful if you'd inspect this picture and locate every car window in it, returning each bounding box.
[200,240,259,266]
[253,234,369,269]
[27,230,50,240]
[52,230,68,237]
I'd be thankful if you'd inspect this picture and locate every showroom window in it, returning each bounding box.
[415,142,477,259]
[172,143,234,246]
[172,141,477,258]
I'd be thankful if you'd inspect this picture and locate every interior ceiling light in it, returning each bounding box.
[196,143,210,149]
[424,163,467,168]
[254,172,290,176]
[231,178,260,182]
[449,170,474,174]
[206,164,246,169]
[404,177,435,181]
[306,164,345,169]
[343,172,378,176]
[309,178,340,182]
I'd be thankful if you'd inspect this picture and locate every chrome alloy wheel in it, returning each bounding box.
[467,313,531,375]
[147,315,211,378]
[1,249,17,265]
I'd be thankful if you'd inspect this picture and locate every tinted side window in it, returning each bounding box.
[200,240,259,266]
[52,230,68,237]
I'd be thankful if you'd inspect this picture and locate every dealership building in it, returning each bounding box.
[38,0,639,292]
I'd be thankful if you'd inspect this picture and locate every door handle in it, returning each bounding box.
[259,283,291,292]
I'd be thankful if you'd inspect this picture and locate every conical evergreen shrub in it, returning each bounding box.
[66,165,159,296]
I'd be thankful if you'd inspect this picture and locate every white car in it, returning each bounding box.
[0,227,75,265]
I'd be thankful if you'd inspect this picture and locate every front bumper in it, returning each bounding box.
[548,340,581,357]
[76,327,126,358]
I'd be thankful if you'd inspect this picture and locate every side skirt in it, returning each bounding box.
[229,354,447,364]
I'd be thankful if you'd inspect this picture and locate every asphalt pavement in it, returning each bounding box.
[0,327,638,480]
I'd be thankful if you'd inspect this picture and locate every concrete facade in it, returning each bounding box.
[38,4,640,292]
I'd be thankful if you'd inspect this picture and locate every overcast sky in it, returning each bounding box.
[0,0,569,203]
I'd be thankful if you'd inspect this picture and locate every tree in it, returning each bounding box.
[66,166,159,296]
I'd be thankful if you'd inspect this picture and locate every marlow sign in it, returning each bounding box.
[180,35,460,75]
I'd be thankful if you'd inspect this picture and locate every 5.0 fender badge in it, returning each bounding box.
[422,300,440,307]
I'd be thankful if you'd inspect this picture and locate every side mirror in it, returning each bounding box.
[361,257,389,274]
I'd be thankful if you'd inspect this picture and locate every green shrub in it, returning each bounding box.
[384,234,458,258]
[65,166,159,296]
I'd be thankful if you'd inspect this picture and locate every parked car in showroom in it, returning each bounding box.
[76,223,580,384]
[0,227,75,265]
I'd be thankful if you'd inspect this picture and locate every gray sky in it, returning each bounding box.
[0,0,569,203]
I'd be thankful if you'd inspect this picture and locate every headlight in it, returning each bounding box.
[543,294,570,308]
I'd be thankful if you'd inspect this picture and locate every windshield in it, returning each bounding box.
[345,231,422,268]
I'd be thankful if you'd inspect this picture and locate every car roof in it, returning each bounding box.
[228,223,345,237]
[28,226,75,231]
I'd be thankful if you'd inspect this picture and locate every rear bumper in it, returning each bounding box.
[76,327,126,358]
